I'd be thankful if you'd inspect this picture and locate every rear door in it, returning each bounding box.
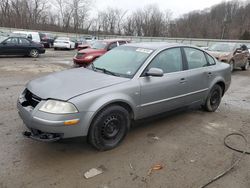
[182,47,211,104]
[18,38,32,55]
[138,47,189,118]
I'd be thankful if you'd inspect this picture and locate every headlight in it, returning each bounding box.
[84,55,94,60]
[39,100,78,114]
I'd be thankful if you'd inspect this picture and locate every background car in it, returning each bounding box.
[53,37,75,50]
[76,38,90,51]
[18,43,231,150]
[12,31,41,44]
[247,44,250,62]
[39,33,55,48]
[73,39,130,67]
[0,36,45,57]
[206,43,249,71]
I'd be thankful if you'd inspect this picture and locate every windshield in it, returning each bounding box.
[0,36,7,43]
[208,43,236,52]
[91,41,107,49]
[92,46,153,78]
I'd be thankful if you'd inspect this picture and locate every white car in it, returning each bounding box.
[54,37,75,50]
[12,31,41,43]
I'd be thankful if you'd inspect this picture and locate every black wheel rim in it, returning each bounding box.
[210,90,220,106]
[101,114,122,140]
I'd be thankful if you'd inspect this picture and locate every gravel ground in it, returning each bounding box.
[0,49,250,188]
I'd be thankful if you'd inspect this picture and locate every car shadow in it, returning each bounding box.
[0,55,31,58]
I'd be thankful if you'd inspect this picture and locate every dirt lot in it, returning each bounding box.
[0,49,250,188]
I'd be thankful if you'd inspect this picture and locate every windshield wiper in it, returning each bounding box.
[91,65,118,77]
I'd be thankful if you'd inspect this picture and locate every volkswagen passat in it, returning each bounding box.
[17,43,231,150]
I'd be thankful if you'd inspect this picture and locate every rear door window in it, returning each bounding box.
[108,42,118,50]
[206,54,216,65]
[118,41,127,46]
[184,48,207,69]
[19,38,30,44]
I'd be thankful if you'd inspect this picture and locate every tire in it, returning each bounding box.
[29,49,39,58]
[229,60,234,72]
[241,60,249,70]
[204,84,223,112]
[88,105,130,151]
[54,48,58,51]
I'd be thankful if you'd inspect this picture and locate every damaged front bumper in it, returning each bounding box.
[23,130,63,142]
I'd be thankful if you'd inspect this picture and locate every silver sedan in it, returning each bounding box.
[17,43,231,150]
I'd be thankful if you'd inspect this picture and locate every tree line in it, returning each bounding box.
[0,0,250,39]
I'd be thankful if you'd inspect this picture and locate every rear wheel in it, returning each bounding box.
[88,105,130,151]
[204,84,223,112]
[29,49,39,58]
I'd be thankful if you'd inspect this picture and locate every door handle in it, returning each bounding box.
[180,78,187,84]
[208,72,212,77]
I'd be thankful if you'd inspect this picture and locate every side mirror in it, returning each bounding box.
[235,48,242,54]
[2,41,7,45]
[146,68,164,77]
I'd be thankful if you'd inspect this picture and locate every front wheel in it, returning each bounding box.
[88,105,130,151]
[29,49,39,58]
[241,60,249,70]
[204,84,223,112]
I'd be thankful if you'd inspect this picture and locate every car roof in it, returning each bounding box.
[102,38,130,43]
[7,36,29,39]
[125,42,196,50]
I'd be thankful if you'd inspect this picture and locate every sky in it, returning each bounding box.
[93,0,232,18]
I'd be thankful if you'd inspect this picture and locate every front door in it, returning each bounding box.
[138,47,189,119]
[1,37,20,55]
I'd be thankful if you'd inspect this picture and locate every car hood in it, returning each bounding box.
[27,68,129,101]
[79,48,106,54]
[207,51,231,58]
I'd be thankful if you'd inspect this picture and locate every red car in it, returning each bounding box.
[73,39,130,67]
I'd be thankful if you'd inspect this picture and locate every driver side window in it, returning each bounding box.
[147,48,183,74]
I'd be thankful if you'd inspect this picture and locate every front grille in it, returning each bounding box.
[23,90,42,108]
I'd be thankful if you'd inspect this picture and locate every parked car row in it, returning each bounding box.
[1,28,250,67]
